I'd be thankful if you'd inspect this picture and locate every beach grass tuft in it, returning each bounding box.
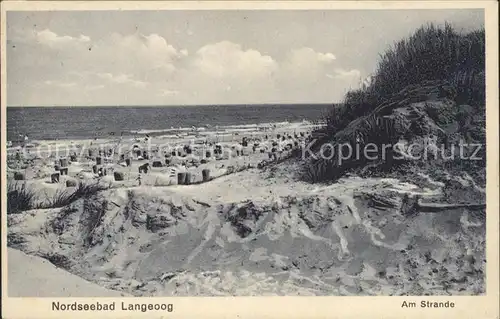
[305,23,485,183]
[7,182,37,214]
[323,23,484,138]
[44,182,109,209]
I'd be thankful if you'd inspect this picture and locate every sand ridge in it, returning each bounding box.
[6,120,485,296]
[8,164,485,296]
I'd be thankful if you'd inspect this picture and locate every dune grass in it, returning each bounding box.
[7,182,37,214]
[323,23,484,138]
[44,182,109,209]
[7,181,109,214]
[303,23,485,183]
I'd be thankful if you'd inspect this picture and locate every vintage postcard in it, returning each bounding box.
[1,1,498,318]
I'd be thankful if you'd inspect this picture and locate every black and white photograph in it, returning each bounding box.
[1,2,498,317]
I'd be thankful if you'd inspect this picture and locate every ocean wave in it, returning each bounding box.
[128,120,321,136]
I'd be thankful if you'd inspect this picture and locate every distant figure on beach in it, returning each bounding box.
[138,163,150,174]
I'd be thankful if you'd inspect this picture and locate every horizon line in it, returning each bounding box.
[6,102,340,108]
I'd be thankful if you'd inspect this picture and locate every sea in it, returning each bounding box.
[7,104,332,142]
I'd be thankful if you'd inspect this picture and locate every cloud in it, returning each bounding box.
[87,84,105,91]
[191,41,277,80]
[43,80,77,88]
[158,89,180,97]
[317,52,336,63]
[107,32,181,67]
[280,47,338,82]
[36,29,90,48]
[9,28,91,54]
[96,72,148,88]
[80,32,186,85]
[334,68,361,78]
[332,68,362,89]
[285,47,336,66]
[159,41,280,104]
[8,28,360,105]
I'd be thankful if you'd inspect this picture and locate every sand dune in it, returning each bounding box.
[7,164,485,296]
[6,118,486,296]
[7,248,129,297]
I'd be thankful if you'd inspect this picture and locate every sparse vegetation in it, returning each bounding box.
[304,23,486,183]
[7,182,37,214]
[50,205,79,235]
[81,197,108,247]
[44,252,73,270]
[7,181,108,214]
[44,182,108,209]
[324,23,485,134]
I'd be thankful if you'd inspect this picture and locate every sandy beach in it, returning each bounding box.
[6,121,319,199]
[6,119,486,296]
[4,8,490,303]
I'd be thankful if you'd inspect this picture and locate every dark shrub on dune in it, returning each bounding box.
[304,23,485,183]
[7,182,37,214]
[323,23,485,138]
[44,182,109,209]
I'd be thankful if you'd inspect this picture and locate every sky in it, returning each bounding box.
[6,9,484,106]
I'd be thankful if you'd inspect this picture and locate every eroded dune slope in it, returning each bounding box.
[8,167,485,296]
[7,248,129,297]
